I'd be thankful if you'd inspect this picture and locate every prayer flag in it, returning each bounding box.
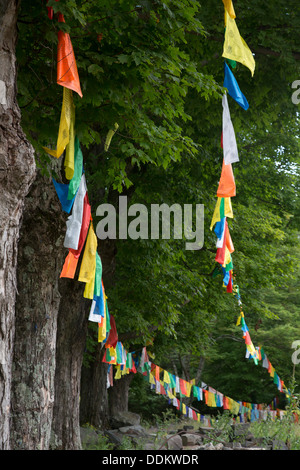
[78,223,97,283]
[222,94,239,165]
[44,87,74,159]
[217,159,236,197]
[52,178,76,214]
[222,0,236,19]
[223,11,255,77]
[64,174,87,250]
[224,61,249,110]
[68,136,83,200]
[57,20,83,97]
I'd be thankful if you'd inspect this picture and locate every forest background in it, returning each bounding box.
[0,0,299,450]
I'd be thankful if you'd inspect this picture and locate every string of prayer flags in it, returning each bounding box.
[222,94,239,165]
[223,62,249,110]
[136,353,291,424]
[222,10,255,77]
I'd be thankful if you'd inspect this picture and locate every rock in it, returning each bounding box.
[80,426,100,448]
[104,430,123,447]
[118,424,148,437]
[167,434,183,450]
[110,411,141,429]
[181,433,200,447]
[272,439,289,450]
[183,425,194,431]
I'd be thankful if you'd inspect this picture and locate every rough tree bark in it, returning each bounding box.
[50,278,90,450]
[80,342,110,429]
[0,0,35,449]
[11,172,66,450]
[108,373,134,417]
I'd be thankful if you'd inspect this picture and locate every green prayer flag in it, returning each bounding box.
[68,136,83,200]
[93,253,103,298]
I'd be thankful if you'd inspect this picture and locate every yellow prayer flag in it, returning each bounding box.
[236,313,243,326]
[222,246,232,268]
[64,97,75,180]
[223,11,255,77]
[210,197,233,231]
[224,197,233,219]
[78,223,97,283]
[149,372,156,385]
[83,275,95,300]
[182,404,186,415]
[44,87,74,159]
[98,315,106,343]
[223,0,236,19]
[115,365,122,380]
[163,370,171,384]
[210,198,222,230]
[185,382,192,397]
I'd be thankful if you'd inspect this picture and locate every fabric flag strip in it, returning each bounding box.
[68,136,84,200]
[223,61,249,110]
[222,0,236,19]
[217,159,236,197]
[44,87,74,160]
[57,15,83,98]
[210,197,233,231]
[63,174,87,251]
[222,94,239,165]
[78,222,97,284]
[52,178,77,214]
[222,10,255,77]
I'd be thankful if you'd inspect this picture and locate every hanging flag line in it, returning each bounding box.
[103,346,297,424]
[43,2,292,419]
[211,0,291,399]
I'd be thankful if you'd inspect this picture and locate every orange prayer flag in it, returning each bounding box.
[225,224,234,253]
[216,159,236,197]
[57,16,82,97]
[60,251,79,279]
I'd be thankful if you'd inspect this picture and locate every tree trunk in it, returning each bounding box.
[50,278,89,450]
[80,342,110,429]
[0,0,35,449]
[108,374,134,417]
[11,171,66,450]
